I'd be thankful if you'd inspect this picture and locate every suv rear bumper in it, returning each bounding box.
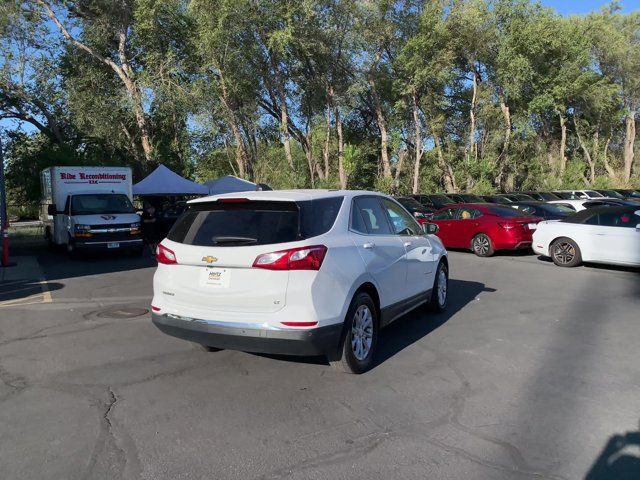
[152,312,342,357]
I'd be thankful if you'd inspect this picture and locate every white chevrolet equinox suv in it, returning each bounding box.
[152,190,449,373]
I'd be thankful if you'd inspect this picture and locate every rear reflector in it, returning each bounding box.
[281,321,318,327]
[156,244,177,264]
[253,245,328,271]
[151,306,161,312]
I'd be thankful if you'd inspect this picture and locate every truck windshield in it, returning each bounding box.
[70,194,135,215]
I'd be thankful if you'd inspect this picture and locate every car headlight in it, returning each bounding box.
[130,222,141,230]
[74,224,91,232]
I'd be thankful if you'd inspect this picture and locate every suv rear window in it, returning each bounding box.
[168,197,343,246]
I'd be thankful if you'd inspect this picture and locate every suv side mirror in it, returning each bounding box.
[423,223,439,235]
[47,204,57,216]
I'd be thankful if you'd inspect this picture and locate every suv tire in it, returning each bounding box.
[330,292,378,374]
[428,261,448,312]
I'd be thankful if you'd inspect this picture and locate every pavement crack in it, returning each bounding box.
[259,430,391,480]
[0,363,29,403]
[418,344,567,480]
[83,387,142,480]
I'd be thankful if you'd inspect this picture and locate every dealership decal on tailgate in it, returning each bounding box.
[202,267,230,288]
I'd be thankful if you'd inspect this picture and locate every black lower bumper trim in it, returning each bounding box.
[152,313,342,357]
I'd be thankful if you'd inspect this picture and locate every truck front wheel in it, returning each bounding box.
[66,236,78,258]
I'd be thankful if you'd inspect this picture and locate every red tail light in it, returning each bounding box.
[498,222,516,230]
[253,245,327,271]
[156,244,177,264]
[217,198,249,203]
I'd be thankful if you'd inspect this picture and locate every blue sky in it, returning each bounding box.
[541,0,639,15]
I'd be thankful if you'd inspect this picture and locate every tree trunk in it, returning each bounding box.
[602,136,616,179]
[336,105,347,189]
[411,92,422,194]
[496,101,511,189]
[368,72,392,178]
[559,113,567,178]
[305,135,315,188]
[430,123,456,193]
[469,69,478,163]
[624,111,635,183]
[322,103,331,181]
[278,83,294,170]
[394,149,407,192]
[574,117,595,184]
[271,64,294,170]
[217,67,251,179]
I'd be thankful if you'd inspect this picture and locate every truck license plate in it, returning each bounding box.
[107,242,120,248]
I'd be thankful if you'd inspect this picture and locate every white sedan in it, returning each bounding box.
[547,198,636,212]
[533,206,640,267]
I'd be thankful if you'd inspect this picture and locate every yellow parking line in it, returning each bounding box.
[40,279,52,303]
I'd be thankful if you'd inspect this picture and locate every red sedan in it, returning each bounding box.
[429,203,543,257]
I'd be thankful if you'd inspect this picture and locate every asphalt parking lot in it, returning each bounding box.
[1,248,639,480]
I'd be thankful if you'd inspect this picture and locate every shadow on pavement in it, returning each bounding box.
[36,246,157,283]
[586,427,640,480]
[535,255,640,274]
[0,279,64,303]
[373,279,494,369]
[255,279,494,370]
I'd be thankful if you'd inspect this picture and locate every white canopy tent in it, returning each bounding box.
[133,164,208,196]
[204,175,258,195]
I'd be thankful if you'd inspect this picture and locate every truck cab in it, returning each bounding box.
[41,167,143,254]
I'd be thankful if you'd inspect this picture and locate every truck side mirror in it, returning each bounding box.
[423,223,439,235]
[47,204,57,216]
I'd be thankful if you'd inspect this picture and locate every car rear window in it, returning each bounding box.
[168,197,343,246]
[487,207,528,218]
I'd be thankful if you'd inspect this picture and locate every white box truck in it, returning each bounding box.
[41,166,143,254]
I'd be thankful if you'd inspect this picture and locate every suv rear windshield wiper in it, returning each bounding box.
[210,236,258,246]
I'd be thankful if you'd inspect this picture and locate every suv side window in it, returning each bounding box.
[380,198,422,235]
[432,208,458,220]
[351,197,393,235]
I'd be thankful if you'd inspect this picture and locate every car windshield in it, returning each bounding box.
[585,190,604,197]
[429,195,454,204]
[538,192,561,200]
[601,190,623,198]
[398,198,423,210]
[460,194,483,202]
[513,194,535,201]
[540,204,573,215]
[70,194,135,215]
[488,207,528,218]
[554,192,574,199]
[168,197,343,247]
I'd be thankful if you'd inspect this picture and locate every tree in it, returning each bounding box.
[589,5,640,183]
[30,0,155,163]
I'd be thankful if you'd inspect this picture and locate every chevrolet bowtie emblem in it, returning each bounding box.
[202,256,218,264]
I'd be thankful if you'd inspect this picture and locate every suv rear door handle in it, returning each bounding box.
[363,242,375,249]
